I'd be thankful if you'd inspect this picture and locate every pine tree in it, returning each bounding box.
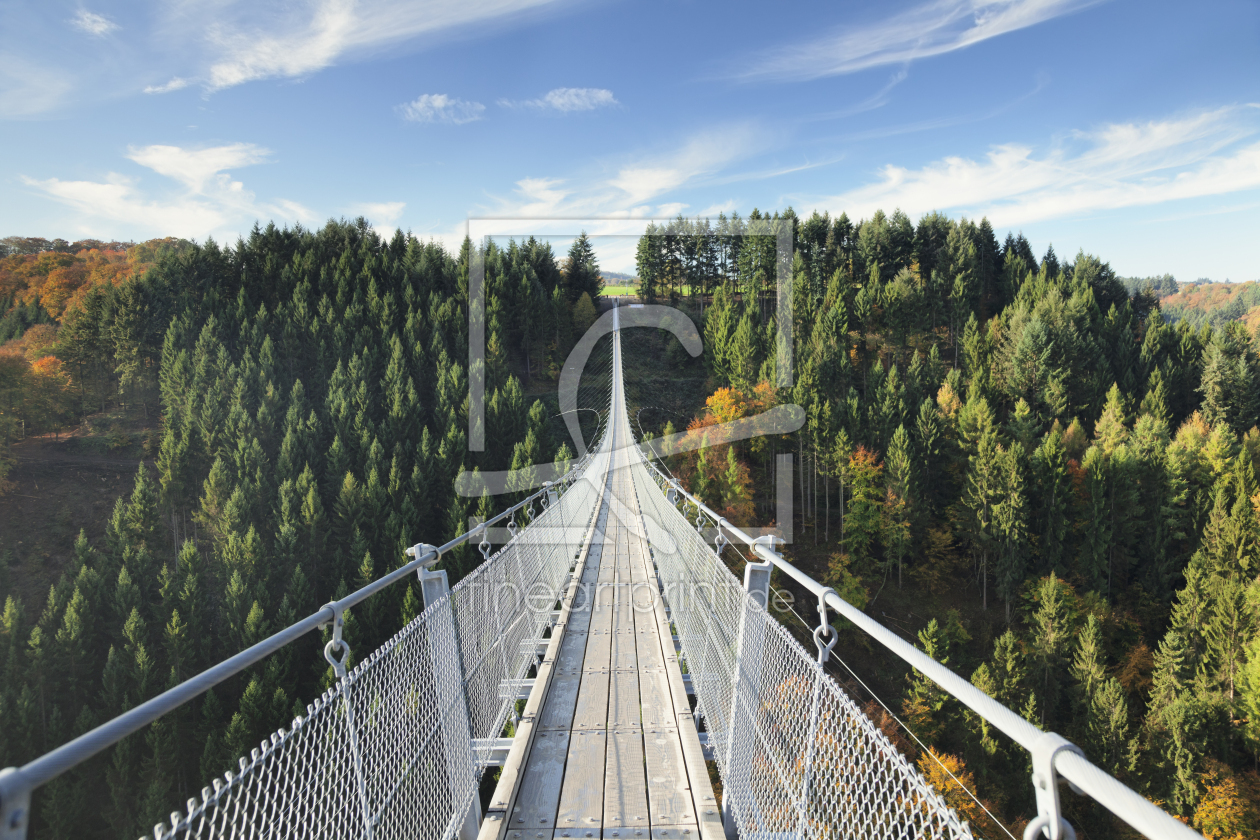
[993,444,1029,622]
[564,232,602,303]
[843,447,883,574]
[883,425,914,587]
[962,427,1002,610]
[902,618,951,745]
[1030,573,1073,727]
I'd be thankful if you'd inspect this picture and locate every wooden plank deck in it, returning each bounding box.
[483,328,722,840]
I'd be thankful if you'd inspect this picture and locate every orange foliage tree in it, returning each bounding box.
[672,381,777,526]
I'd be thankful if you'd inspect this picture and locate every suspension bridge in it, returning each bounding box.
[0,305,1200,840]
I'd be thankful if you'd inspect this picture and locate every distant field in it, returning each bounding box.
[603,285,638,296]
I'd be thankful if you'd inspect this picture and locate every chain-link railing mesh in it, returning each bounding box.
[628,446,976,840]
[147,435,608,840]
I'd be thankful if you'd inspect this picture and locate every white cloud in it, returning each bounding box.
[23,142,312,240]
[70,10,120,37]
[199,0,569,91]
[348,201,406,225]
[806,105,1260,227]
[503,87,618,112]
[24,173,233,235]
[457,126,766,272]
[741,0,1101,81]
[398,93,485,124]
[126,143,272,192]
[144,78,189,94]
[608,126,763,204]
[469,125,764,221]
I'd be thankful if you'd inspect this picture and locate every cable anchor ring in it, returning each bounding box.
[321,600,351,680]
[714,517,729,554]
[477,523,491,562]
[813,587,839,664]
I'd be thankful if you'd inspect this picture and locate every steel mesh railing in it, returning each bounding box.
[625,444,975,840]
[144,434,610,840]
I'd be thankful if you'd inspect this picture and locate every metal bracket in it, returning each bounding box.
[0,766,32,840]
[751,534,783,558]
[405,542,443,569]
[321,600,351,681]
[1025,732,1083,840]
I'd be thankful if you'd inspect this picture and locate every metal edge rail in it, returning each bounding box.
[633,451,1201,840]
[0,442,609,839]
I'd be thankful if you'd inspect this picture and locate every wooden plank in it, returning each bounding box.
[538,669,583,730]
[674,713,724,840]
[503,830,553,840]
[571,668,611,729]
[635,669,673,728]
[554,632,590,672]
[634,629,666,672]
[611,629,637,670]
[583,628,613,668]
[643,728,696,827]
[646,594,723,840]
[555,730,608,834]
[510,730,571,828]
[603,730,650,829]
[607,669,642,729]
[600,828,651,840]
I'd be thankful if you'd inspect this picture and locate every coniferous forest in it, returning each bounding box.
[2,211,1260,838]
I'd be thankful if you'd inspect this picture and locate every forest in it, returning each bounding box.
[0,210,1258,839]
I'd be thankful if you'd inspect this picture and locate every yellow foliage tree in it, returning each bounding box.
[915,748,1002,836]
[1192,762,1256,840]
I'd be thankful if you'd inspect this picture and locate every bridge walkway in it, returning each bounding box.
[481,329,723,840]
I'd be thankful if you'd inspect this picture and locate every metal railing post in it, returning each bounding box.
[421,563,481,840]
[721,554,773,840]
[0,767,32,840]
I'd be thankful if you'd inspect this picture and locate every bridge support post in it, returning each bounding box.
[421,566,482,840]
[721,556,773,840]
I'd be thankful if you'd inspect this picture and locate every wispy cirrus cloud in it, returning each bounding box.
[500,87,618,112]
[469,123,765,219]
[804,105,1260,227]
[22,142,313,240]
[398,93,485,124]
[199,0,571,91]
[70,10,119,37]
[144,78,189,95]
[348,201,406,226]
[740,0,1102,81]
[453,125,767,270]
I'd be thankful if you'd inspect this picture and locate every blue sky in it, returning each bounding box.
[2,0,1258,280]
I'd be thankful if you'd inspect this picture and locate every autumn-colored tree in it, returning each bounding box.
[843,446,883,575]
[1193,761,1257,840]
